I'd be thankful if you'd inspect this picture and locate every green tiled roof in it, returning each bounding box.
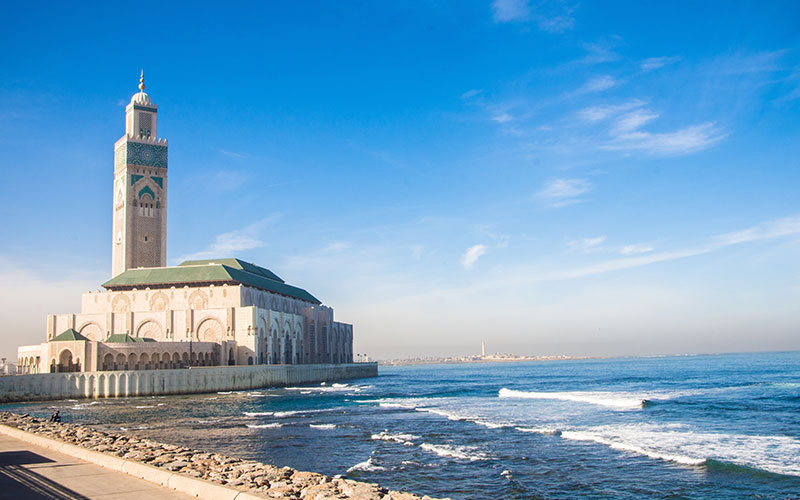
[102,258,321,304]
[50,328,88,342]
[178,258,284,283]
[105,334,156,343]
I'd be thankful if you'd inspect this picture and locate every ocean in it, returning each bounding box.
[4,351,799,499]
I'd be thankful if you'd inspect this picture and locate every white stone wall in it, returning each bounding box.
[0,363,377,402]
[34,283,353,371]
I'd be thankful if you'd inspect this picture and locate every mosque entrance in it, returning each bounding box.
[57,350,77,372]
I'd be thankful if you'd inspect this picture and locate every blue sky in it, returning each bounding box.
[1,1,799,359]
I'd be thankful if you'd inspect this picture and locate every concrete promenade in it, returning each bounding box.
[0,363,378,402]
[0,432,194,500]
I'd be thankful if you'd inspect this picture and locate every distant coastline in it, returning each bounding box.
[379,354,593,366]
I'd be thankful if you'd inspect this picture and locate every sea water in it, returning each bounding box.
[5,351,800,499]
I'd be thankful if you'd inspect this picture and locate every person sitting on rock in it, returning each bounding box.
[49,410,61,423]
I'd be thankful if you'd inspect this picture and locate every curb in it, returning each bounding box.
[0,424,266,500]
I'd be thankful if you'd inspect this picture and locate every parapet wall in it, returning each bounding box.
[0,363,377,403]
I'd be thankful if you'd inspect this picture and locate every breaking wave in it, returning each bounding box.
[559,423,800,476]
[371,430,420,445]
[347,455,386,473]
[419,443,488,462]
[247,423,283,429]
[499,388,647,410]
[309,424,337,429]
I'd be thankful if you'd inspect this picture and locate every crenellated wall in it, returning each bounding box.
[0,363,377,403]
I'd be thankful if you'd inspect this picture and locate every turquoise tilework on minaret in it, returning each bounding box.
[126,142,168,168]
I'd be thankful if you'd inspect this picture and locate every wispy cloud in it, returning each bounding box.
[580,41,621,65]
[568,236,606,252]
[620,243,655,255]
[611,108,659,133]
[532,1,576,33]
[535,178,593,208]
[604,122,726,156]
[491,0,576,32]
[577,75,617,94]
[714,215,800,246]
[215,148,250,159]
[461,244,488,269]
[577,100,645,122]
[460,89,483,99]
[176,216,281,261]
[578,100,726,156]
[375,213,800,308]
[321,241,351,253]
[491,0,530,22]
[184,169,250,192]
[640,56,679,72]
[492,112,514,123]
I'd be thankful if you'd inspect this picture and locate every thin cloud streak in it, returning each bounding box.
[577,75,617,94]
[491,0,530,22]
[604,122,727,156]
[368,213,800,306]
[535,178,593,207]
[461,244,488,269]
[176,215,281,262]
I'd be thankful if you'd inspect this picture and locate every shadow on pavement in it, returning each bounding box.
[0,450,89,500]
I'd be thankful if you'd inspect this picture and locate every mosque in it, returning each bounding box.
[16,74,354,374]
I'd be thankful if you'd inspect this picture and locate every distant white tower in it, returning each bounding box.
[481,342,486,357]
[111,71,168,277]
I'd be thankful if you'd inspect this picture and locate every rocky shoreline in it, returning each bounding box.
[0,412,446,500]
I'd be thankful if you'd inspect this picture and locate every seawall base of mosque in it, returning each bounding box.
[0,363,377,403]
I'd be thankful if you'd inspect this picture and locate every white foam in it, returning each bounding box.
[419,443,487,461]
[273,409,330,418]
[247,423,283,429]
[371,430,421,445]
[515,426,562,436]
[135,405,155,409]
[561,430,704,466]
[378,402,407,408]
[243,411,273,417]
[310,424,336,429]
[285,385,360,393]
[415,407,467,421]
[499,388,645,410]
[347,456,385,473]
[473,420,508,429]
[560,423,800,475]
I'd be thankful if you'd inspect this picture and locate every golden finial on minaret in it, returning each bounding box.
[139,70,145,91]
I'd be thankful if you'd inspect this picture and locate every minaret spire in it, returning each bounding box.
[139,69,145,91]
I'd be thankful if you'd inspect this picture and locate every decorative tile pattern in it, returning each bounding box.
[126,142,168,168]
[138,185,155,200]
[131,174,144,186]
[151,176,163,188]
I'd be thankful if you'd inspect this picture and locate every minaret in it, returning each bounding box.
[111,71,168,277]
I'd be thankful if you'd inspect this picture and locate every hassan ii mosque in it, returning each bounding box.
[17,73,354,374]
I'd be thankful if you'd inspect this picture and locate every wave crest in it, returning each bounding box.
[499,388,646,410]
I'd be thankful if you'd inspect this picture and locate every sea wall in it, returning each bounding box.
[0,412,443,500]
[0,363,377,403]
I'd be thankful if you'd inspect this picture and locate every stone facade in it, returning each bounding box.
[17,75,354,375]
[112,73,168,277]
